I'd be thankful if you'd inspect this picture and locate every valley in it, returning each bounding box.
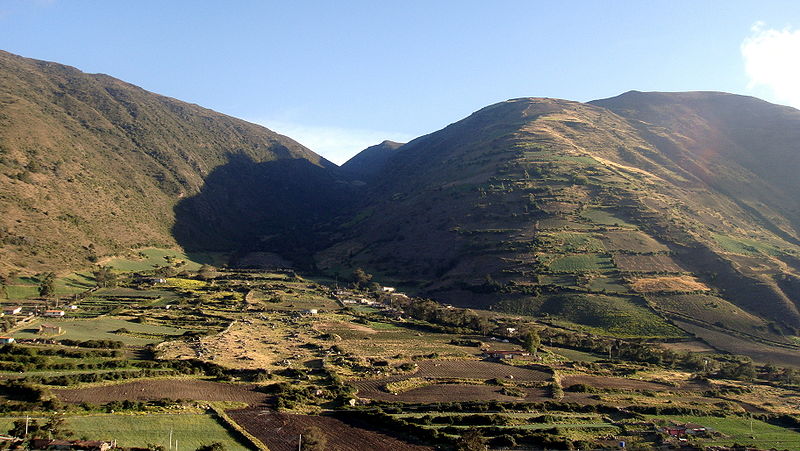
[2,49,800,450]
[1,254,800,450]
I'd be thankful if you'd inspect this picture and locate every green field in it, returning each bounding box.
[581,208,636,228]
[105,248,227,272]
[548,346,605,362]
[712,234,782,256]
[542,232,605,252]
[646,294,770,335]
[544,253,615,273]
[0,414,248,450]
[653,415,800,449]
[496,294,683,337]
[12,317,187,345]
[2,273,93,301]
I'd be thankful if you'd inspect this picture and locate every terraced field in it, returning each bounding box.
[352,359,551,402]
[613,254,685,273]
[600,230,669,253]
[227,407,431,451]
[55,379,269,405]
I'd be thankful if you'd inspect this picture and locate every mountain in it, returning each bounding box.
[0,50,344,273]
[339,140,404,181]
[318,94,800,348]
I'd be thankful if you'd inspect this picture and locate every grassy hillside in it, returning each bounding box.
[318,95,800,342]
[0,50,341,275]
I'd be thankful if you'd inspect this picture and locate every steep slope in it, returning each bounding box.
[318,95,800,342]
[339,140,404,181]
[0,50,342,273]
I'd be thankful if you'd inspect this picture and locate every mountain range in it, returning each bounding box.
[3,50,800,355]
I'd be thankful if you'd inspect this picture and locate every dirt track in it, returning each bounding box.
[54,379,269,405]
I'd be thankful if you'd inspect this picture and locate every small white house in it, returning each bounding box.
[305,309,318,315]
[382,287,396,293]
[68,305,79,310]
[43,310,65,318]
[0,337,15,344]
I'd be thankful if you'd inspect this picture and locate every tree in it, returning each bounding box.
[300,426,327,451]
[42,412,74,439]
[37,272,56,298]
[92,266,117,288]
[523,330,541,357]
[456,427,486,451]
[351,268,372,289]
[8,418,41,438]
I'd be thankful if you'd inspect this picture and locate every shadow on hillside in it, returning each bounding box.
[171,153,355,268]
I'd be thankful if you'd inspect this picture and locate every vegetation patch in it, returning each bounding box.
[647,294,770,335]
[600,230,669,253]
[0,413,249,450]
[13,317,187,345]
[496,294,684,337]
[544,254,615,273]
[630,276,709,293]
[712,234,782,256]
[651,415,800,449]
[613,254,685,273]
[541,232,605,252]
[580,208,636,228]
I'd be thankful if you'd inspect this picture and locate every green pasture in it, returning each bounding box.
[0,414,248,450]
[652,415,800,449]
[105,248,226,272]
[495,293,683,338]
[712,234,782,256]
[12,317,187,345]
[581,208,636,228]
[544,253,615,273]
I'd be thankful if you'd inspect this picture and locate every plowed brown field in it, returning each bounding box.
[227,407,431,451]
[54,379,269,405]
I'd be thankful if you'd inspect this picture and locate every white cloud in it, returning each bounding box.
[251,120,414,165]
[742,22,800,108]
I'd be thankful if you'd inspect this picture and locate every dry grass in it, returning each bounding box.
[630,276,709,293]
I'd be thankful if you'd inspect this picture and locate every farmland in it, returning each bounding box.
[0,414,250,450]
[12,317,187,345]
[54,379,269,405]
[0,263,799,450]
[543,253,615,273]
[227,407,432,451]
[613,253,685,273]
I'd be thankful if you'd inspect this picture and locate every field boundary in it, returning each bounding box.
[210,404,271,451]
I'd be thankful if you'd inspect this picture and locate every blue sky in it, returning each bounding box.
[2,1,799,164]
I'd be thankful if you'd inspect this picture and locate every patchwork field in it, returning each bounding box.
[647,294,774,338]
[13,317,187,345]
[613,253,685,273]
[630,276,709,293]
[104,248,226,272]
[543,253,615,273]
[672,319,800,367]
[496,293,684,337]
[352,359,551,402]
[600,230,669,253]
[227,407,431,451]
[55,379,269,405]
[315,320,481,360]
[0,414,249,450]
[651,415,800,449]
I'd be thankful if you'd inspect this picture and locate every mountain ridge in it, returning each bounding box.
[0,49,338,273]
